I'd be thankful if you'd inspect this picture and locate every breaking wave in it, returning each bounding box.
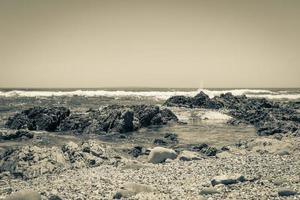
[0,89,299,100]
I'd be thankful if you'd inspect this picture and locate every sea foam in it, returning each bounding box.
[0,89,299,100]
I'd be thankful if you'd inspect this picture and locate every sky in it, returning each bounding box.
[0,0,299,88]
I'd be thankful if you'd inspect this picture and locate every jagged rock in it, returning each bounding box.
[211,174,246,186]
[5,107,70,131]
[148,147,177,164]
[191,144,217,156]
[0,140,114,179]
[202,147,218,156]
[128,146,148,158]
[58,105,178,134]
[5,190,41,200]
[164,92,300,136]
[5,105,177,135]
[0,129,33,141]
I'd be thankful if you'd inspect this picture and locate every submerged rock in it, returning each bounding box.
[148,147,177,164]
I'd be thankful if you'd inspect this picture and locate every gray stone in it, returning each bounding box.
[211,174,246,186]
[199,187,220,195]
[278,189,298,196]
[5,190,41,200]
[148,147,177,164]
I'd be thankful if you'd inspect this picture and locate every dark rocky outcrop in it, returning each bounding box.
[164,92,300,136]
[5,107,70,131]
[58,105,177,134]
[5,105,178,135]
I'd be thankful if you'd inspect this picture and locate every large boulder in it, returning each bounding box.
[5,107,70,131]
[148,147,177,164]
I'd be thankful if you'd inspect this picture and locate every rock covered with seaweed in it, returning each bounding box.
[5,105,178,134]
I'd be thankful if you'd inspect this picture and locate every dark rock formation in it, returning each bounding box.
[5,105,178,135]
[164,92,300,136]
[58,105,178,134]
[190,143,217,156]
[0,129,33,141]
[128,146,149,158]
[5,107,70,131]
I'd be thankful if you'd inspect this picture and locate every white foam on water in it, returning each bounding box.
[0,89,299,100]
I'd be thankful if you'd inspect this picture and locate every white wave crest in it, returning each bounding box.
[0,89,299,100]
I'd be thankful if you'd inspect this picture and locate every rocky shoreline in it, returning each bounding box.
[0,92,299,199]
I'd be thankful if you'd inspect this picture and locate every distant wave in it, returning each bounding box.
[0,89,299,100]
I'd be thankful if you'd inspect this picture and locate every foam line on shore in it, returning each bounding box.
[0,89,299,100]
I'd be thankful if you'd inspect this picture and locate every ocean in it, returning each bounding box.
[0,88,299,148]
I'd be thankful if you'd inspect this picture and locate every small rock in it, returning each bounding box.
[178,150,201,161]
[148,147,177,164]
[199,187,220,195]
[153,138,167,145]
[201,147,217,156]
[114,183,155,198]
[48,195,63,200]
[5,190,41,200]
[128,146,147,158]
[211,174,246,186]
[275,150,290,156]
[278,189,298,196]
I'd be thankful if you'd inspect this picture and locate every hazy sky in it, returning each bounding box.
[0,0,299,88]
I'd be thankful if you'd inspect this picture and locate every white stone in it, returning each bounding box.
[148,147,177,164]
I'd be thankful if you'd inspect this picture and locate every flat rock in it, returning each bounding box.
[278,189,298,196]
[113,182,155,199]
[211,174,246,186]
[148,147,177,164]
[199,187,220,195]
[178,150,201,161]
[5,190,41,200]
